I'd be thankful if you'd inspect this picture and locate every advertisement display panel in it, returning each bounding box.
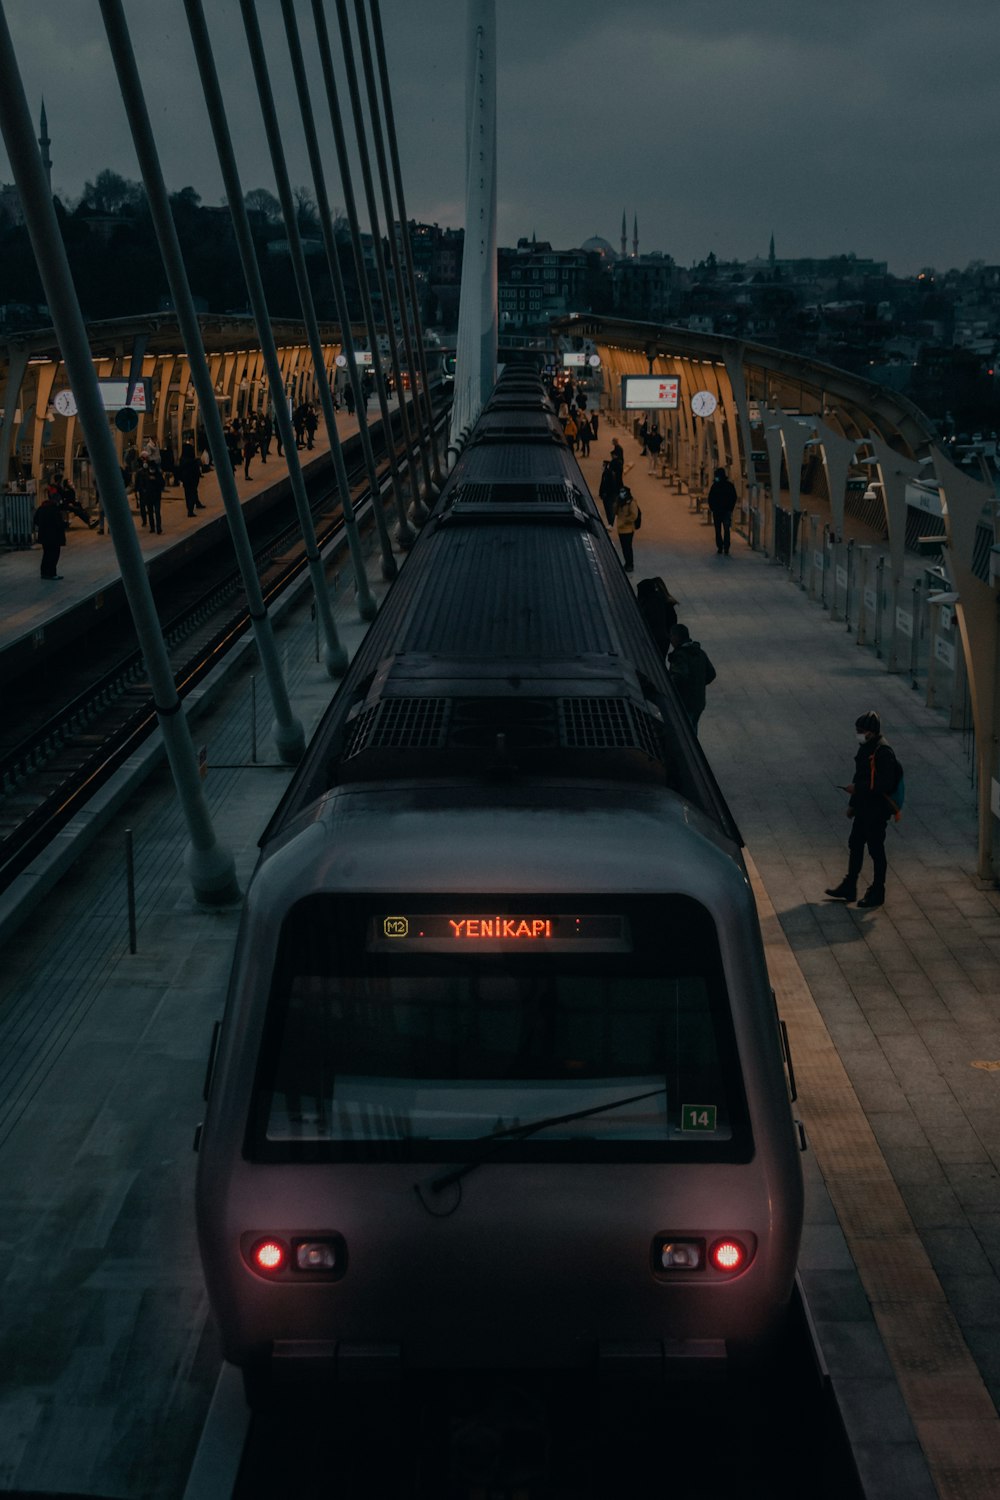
[621,375,680,409]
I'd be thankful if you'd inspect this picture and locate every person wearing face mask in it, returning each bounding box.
[826,710,898,908]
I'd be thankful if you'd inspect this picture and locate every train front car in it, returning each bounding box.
[196,373,803,1397]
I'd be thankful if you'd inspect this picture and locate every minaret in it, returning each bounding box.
[633,213,638,259]
[768,232,776,270]
[38,99,52,196]
[620,209,627,260]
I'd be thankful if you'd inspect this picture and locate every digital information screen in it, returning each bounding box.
[96,377,153,412]
[562,352,587,367]
[368,913,631,953]
[621,375,680,410]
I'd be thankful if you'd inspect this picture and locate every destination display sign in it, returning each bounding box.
[621,375,680,410]
[562,352,587,367]
[368,912,631,953]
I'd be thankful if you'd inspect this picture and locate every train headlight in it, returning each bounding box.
[709,1238,747,1273]
[660,1241,703,1270]
[252,1238,287,1274]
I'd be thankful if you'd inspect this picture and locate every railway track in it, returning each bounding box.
[0,406,448,897]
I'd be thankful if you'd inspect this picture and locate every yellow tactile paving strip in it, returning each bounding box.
[749,853,1000,1499]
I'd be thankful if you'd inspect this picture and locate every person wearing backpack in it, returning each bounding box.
[668,622,716,734]
[826,710,900,909]
[614,486,640,573]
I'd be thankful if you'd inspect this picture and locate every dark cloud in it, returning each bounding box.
[0,0,995,275]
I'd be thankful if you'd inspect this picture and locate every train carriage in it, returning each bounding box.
[196,371,803,1397]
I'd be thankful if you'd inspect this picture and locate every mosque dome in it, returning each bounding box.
[579,235,618,260]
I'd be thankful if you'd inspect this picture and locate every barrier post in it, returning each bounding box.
[856,547,869,644]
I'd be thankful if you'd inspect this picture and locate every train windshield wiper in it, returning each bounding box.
[424,1084,667,1198]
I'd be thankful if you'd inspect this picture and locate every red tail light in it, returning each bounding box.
[252,1238,287,1274]
[709,1238,746,1273]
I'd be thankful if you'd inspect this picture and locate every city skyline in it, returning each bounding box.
[0,0,996,278]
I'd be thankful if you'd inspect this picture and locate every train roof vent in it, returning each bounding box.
[559,698,665,760]
[471,412,563,444]
[344,697,450,758]
[451,480,582,510]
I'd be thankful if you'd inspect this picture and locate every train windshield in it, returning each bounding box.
[247,895,751,1163]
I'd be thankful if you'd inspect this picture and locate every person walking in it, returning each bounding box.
[614,485,639,573]
[577,415,593,457]
[646,425,662,473]
[668,623,716,734]
[177,442,204,516]
[33,488,66,579]
[344,382,356,418]
[825,711,898,909]
[707,466,738,555]
[304,403,318,450]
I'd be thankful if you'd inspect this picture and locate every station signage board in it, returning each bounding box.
[562,352,587,367]
[96,377,153,412]
[621,375,680,410]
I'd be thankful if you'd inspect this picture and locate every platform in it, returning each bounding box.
[0,398,400,659]
[0,414,998,1498]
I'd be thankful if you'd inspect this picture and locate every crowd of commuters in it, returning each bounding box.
[30,388,363,572]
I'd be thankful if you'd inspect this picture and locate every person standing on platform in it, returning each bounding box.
[33,488,66,579]
[614,485,639,574]
[598,459,618,524]
[578,415,593,457]
[304,403,318,451]
[636,577,679,660]
[564,412,578,452]
[646,425,662,473]
[177,443,205,517]
[668,623,716,734]
[708,466,738,555]
[242,429,257,482]
[826,711,898,909]
[259,413,273,463]
[344,382,355,418]
[134,457,165,533]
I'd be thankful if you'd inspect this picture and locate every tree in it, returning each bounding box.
[79,168,142,215]
[244,187,281,223]
[294,185,319,235]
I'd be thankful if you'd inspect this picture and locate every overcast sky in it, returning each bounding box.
[0,0,996,276]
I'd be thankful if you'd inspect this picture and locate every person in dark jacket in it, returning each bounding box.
[33,491,66,578]
[177,442,205,516]
[707,466,738,555]
[636,578,679,659]
[134,458,165,533]
[668,623,716,733]
[598,457,619,525]
[826,711,897,908]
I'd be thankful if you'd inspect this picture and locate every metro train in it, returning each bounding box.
[196,369,804,1399]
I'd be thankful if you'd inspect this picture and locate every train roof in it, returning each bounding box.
[262,377,739,849]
